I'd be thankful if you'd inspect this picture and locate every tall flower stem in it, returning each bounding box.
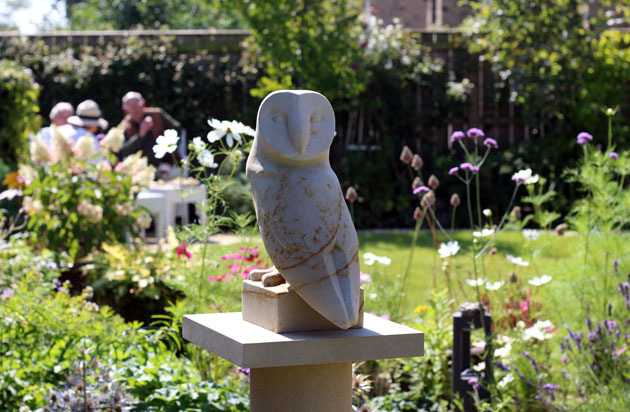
[398,208,427,321]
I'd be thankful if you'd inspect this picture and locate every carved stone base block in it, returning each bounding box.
[242,280,364,333]
[250,362,351,412]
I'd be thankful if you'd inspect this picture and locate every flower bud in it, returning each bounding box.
[428,174,439,189]
[412,177,423,190]
[400,146,413,164]
[411,154,423,170]
[489,247,498,255]
[413,206,423,220]
[421,190,435,208]
[345,186,358,203]
[511,206,522,221]
[450,193,461,207]
[509,272,518,283]
[483,208,492,217]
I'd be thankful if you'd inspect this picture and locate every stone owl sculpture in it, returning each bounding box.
[246,90,360,330]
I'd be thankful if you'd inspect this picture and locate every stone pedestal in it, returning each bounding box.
[183,312,424,412]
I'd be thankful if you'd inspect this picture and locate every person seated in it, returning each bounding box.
[116,91,181,169]
[36,102,74,148]
[58,99,108,155]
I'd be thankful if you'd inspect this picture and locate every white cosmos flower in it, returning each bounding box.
[198,149,218,168]
[523,320,554,341]
[191,136,206,152]
[528,274,552,286]
[494,341,512,359]
[466,278,484,287]
[363,252,391,266]
[472,228,494,237]
[472,361,485,372]
[485,281,505,291]
[438,241,460,258]
[506,254,529,266]
[207,119,255,148]
[522,229,540,241]
[498,373,514,388]
[511,168,539,184]
[153,129,179,159]
[482,208,492,217]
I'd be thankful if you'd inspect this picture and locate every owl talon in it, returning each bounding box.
[262,272,286,287]
[248,267,270,281]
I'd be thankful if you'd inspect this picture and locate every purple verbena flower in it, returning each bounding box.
[614,259,619,275]
[460,163,480,173]
[413,186,430,195]
[448,166,459,175]
[451,131,465,143]
[237,367,251,376]
[468,378,479,390]
[577,132,593,145]
[1,289,14,299]
[467,128,485,138]
[483,137,498,149]
[610,152,619,159]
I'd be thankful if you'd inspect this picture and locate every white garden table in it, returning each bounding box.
[136,183,207,238]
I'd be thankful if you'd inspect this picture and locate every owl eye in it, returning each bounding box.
[272,113,287,124]
[310,112,324,123]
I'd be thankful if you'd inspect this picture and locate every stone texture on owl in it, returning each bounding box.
[246,90,360,330]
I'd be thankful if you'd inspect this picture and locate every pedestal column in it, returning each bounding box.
[250,362,352,412]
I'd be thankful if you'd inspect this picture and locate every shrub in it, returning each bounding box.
[0,60,40,166]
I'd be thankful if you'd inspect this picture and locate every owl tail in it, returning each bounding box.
[288,251,360,329]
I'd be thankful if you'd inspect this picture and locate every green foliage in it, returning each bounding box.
[465,0,630,145]
[0,60,40,167]
[68,0,244,30]
[0,237,248,411]
[234,0,367,100]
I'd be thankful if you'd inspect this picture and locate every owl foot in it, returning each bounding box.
[248,266,286,287]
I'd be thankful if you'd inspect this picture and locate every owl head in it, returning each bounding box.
[256,90,336,161]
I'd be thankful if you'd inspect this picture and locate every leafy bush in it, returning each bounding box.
[21,129,154,263]
[0,237,248,411]
[0,60,40,166]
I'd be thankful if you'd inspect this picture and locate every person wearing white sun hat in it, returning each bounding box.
[58,99,108,155]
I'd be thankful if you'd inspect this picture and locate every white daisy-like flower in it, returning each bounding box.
[191,136,206,153]
[207,119,255,148]
[485,281,505,291]
[472,228,495,237]
[522,229,539,241]
[482,208,492,217]
[494,341,512,359]
[153,129,179,159]
[198,149,218,168]
[523,319,554,341]
[438,241,460,259]
[528,274,552,286]
[363,252,391,266]
[506,254,529,266]
[472,361,485,372]
[511,168,539,184]
[466,278,484,287]
[498,373,514,388]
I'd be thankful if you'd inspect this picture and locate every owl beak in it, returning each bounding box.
[288,113,310,155]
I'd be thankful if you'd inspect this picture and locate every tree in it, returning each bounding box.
[66,0,243,30]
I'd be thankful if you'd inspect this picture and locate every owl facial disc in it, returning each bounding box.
[256,90,335,161]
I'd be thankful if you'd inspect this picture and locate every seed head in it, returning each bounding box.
[450,193,461,207]
[345,186,358,203]
[400,146,413,164]
[428,174,439,189]
[412,176,423,190]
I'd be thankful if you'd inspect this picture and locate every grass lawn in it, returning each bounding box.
[207,229,630,328]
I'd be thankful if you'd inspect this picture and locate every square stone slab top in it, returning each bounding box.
[182,312,423,369]
[242,280,364,333]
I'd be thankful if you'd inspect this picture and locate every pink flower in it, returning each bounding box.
[368,312,390,320]
[176,242,192,259]
[460,163,480,173]
[413,186,430,195]
[577,132,593,145]
[207,275,225,282]
[221,253,243,261]
[448,167,459,175]
[467,128,485,138]
[360,272,372,284]
[451,131,465,142]
[483,137,498,148]
[237,367,251,376]
[610,152,619,159]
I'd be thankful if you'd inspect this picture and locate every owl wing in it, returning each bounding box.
[253,166,360,329]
